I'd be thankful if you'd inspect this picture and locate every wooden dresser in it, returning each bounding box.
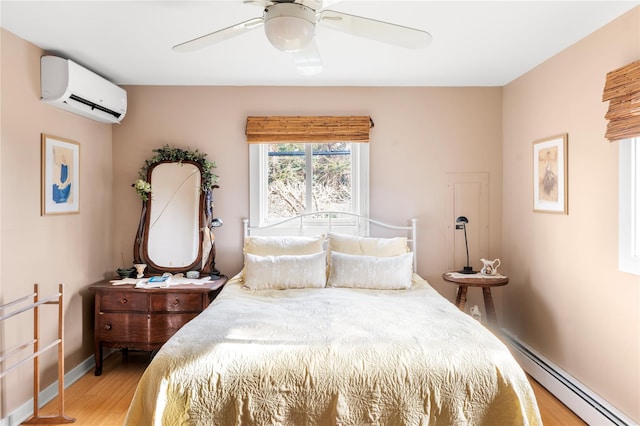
[90,277,227,375]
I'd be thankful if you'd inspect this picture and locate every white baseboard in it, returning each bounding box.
[0,355,95,426]
[502,329,637,426]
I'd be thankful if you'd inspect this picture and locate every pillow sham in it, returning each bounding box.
[327,251,413,290]
[242,235,325,280]
[244,251,327,290]
[244,235,325,256]
[326,232,409,275]
[327,232,408,257]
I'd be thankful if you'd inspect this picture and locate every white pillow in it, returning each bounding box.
[244,235,325,256]
[327,233,408,257]
[242,235,325,279]
[327,251,413,290]
[244,251,327,290]
[326,233,409,275]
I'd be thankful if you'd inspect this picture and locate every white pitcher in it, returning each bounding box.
[480,258,501,276]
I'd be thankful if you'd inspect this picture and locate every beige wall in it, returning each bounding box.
[503,7,640,422]
[0,29,114,414]
[113,85,504,303]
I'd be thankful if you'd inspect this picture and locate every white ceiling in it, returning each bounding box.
[1,1,638,87]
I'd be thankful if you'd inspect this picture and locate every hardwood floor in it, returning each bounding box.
[528,377,587,426]
[29,351,586,425]
[26,351,150,426]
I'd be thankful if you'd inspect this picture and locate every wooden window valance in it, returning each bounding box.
[603,60,640,142]
[245,116,374,143]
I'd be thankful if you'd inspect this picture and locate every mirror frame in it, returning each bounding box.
[132,147,219,276]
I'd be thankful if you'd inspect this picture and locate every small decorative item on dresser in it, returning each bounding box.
[134,263,147,278]
[117,268,134,279]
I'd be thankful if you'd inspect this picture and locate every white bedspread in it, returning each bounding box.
[125,274,542,425]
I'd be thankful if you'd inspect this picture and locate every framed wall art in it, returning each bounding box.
[533,133,568,214]
[41,133,80,215]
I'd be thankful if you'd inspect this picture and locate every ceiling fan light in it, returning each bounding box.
[264,3,316,53]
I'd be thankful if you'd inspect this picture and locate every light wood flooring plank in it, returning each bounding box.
[528,375,587,426]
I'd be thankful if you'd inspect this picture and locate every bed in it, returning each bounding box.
[125,213,542,425]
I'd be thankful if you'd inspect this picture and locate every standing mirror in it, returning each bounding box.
[146,162,201,269]
[133,146,219,276]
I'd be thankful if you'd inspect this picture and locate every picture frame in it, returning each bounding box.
[533,133,568,214]
[41,133,80,215]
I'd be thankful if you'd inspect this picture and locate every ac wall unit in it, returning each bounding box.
[40,56,127,124]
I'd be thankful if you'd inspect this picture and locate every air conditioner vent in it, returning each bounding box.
[68,94,122,119]
[41,56,127,124]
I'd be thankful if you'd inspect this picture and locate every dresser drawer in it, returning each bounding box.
[99,291,147,312]
[150,293,203,312]
[96,312,150,342]
[149,313,199,341]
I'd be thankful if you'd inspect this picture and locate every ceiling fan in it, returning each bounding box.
[172,0,432,75]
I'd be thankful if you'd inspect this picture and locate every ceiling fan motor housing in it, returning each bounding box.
[264,3,316,52]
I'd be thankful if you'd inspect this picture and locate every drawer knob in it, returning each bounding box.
[104,324,112,331]
[173,299,180,306]
[122,298,127,304]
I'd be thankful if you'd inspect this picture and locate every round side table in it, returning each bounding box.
[442,272,509,328]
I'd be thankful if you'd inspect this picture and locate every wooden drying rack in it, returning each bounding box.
[0,284,75,424]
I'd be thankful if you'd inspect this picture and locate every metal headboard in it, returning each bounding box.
[242,212,417,273]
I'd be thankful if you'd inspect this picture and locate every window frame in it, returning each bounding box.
[619,137,640,275]
[249,142,369,231]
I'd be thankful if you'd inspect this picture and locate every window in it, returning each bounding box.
[619,138,640,275]
[602,61,640,274]
[249,142,369,229]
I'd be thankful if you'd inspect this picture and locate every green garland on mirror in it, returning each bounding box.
[134,145,219,201]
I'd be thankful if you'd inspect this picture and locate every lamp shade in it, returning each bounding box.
[264,3,316,52]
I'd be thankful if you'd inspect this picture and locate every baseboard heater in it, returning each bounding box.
[501,329,636,426]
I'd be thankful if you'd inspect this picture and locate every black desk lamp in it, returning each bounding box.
[455,216,474,274]
[209,218,223,280]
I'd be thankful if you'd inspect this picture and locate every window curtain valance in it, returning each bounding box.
[603,60,640,142]
[245,116,374,143]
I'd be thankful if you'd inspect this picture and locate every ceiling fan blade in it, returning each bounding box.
[173,17,264,53]
[319,0,341,8]
[318,10,432,49]
[293,39,323,75]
